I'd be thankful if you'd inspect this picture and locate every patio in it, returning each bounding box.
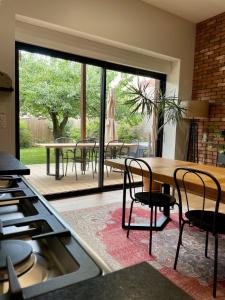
[24,163,124,195]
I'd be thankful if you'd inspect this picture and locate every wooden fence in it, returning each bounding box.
[22,117,53,143]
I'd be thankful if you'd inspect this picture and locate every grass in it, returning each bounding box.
[20,147,90,165]
[20,147,55,165]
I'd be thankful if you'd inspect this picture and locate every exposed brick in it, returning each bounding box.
[192,12,225,165]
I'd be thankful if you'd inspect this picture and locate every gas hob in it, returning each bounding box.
[0,176,103,300]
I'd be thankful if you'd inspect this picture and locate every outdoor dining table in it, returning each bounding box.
[104,157,225,231]
[36,142,137,180]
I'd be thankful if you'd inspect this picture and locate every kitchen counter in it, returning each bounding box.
[0,151,30,175]
[30,262,193,300]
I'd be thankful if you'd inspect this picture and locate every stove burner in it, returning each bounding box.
[0,240,34,281]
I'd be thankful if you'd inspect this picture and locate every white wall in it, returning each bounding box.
[0,0,15,154]
[2,0,196,157]
[15,21,172,75]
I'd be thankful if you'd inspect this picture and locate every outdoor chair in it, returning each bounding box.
[138,142,149,158]
[173,167,224,298]
[119,143,130,159]
[55,137,74,176]
[104,140,124,176]
[125,158,177,255]
[127,140,139,158]
[71,139,97,180]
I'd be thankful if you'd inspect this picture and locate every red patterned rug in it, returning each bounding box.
[60,202,225,299]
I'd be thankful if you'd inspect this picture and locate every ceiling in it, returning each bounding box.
[142,0,225,23]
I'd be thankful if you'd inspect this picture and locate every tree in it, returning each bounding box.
[20,52,81,139]
[19,51,136,140]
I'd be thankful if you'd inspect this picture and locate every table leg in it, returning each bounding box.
[55,148,63,180]
[46,148,50,175]
[162,183,170,217]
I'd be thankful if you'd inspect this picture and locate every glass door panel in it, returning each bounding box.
[104,70,159,187]
[18,49,101,195]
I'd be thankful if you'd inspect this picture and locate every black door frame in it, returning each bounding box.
[15,42,166,200]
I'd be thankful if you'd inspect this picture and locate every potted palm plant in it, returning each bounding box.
[125,80,185,157]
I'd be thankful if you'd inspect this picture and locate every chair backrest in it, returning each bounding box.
[82,138,96,143]
[125,158,153,202]
[105,140,124,158]
[55,137,74,143]
[128,140,139,158]
[174,167,222,232]
[55,137,74,155]
[76,139,97,152]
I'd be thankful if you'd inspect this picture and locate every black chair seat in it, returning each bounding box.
[135,192,176,207]
[185,210,225,234]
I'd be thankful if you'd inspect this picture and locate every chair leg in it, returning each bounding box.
[127,200,134,238]
[174,202,182,241]
[65,158,69,176]
[74,162,78,180]
[106,163,109,177]
[174,221,185,270]
[149,206,154,255]
[94,152,98,173]
[91,154,94,179]
[62,160,64,176]
[205,231,209,258]
[154,206,157,227]
[213,234,218,298]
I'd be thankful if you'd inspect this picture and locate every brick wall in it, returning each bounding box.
[192,12,225,165]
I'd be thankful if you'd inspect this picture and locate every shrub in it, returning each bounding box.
[117,120,140,142]
[87,118,100,139]
[71,127,81,141]
[70,118,100,141]
[20,120,33,148]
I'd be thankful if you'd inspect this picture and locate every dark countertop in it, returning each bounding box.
[30,262,193,300]
[0,151,30,175]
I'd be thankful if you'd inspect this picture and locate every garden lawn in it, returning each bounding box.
[20,147,55,165]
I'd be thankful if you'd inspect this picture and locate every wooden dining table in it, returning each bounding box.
[104,157,225,231]
[36,142,137,180]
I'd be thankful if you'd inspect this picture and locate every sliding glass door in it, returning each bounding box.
[16,42,166,198]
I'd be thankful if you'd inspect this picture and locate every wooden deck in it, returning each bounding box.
[24,163,124,195]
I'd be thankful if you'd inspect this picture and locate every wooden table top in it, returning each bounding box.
[36,142,136,148]
[105,157,225,202]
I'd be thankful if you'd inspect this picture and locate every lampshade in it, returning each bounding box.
[182,100,209,120]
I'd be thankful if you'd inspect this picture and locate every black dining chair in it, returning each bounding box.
[71,139,96,180]
[55,137,74,176]
[125,158,177,255]
[173,167,224,298]
[105,140,124,176]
